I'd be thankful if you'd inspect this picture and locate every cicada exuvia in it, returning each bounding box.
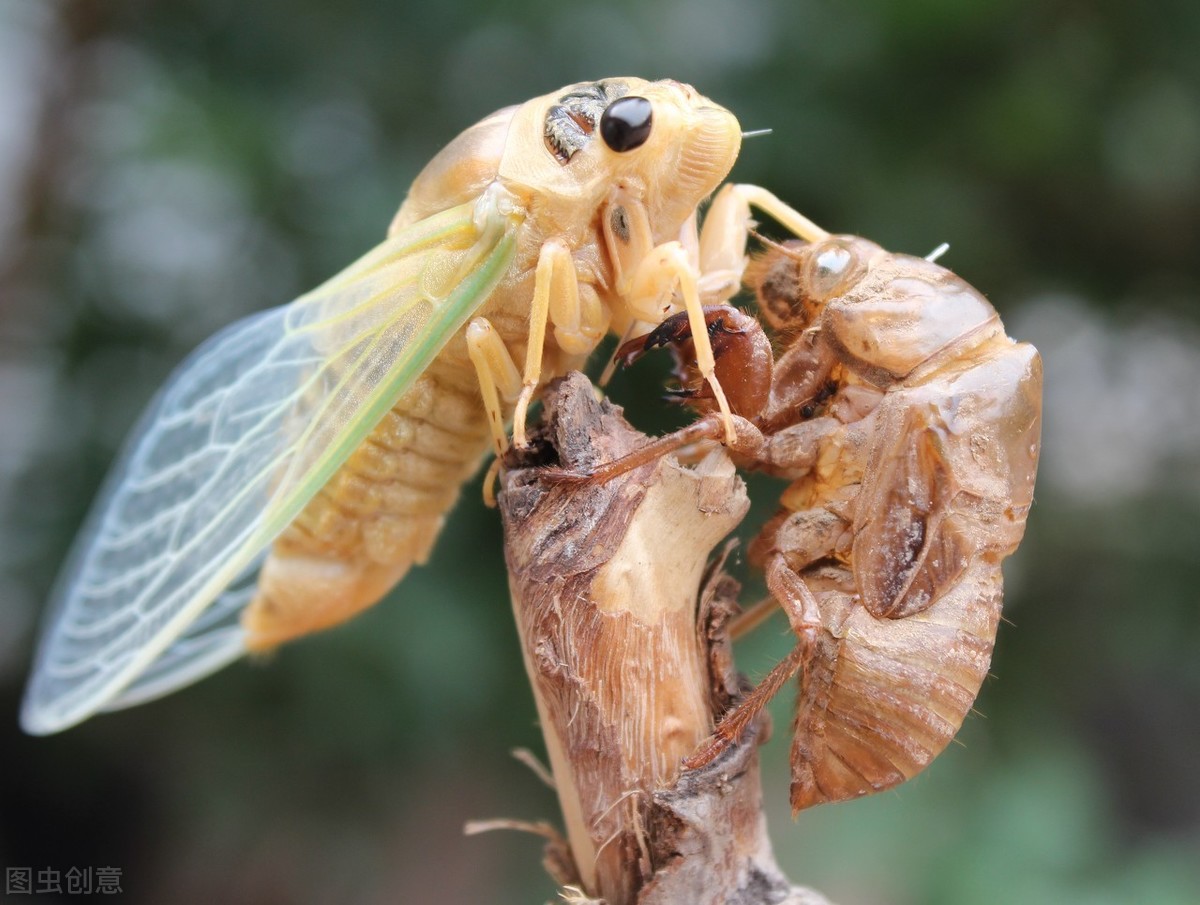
[596,230,1043,811]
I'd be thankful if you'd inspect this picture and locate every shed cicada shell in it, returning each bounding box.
[599,231,1043,811]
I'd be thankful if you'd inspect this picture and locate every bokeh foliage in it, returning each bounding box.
[1,1,1198,903]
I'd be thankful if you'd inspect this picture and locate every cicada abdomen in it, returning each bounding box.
[784,553,1005,809]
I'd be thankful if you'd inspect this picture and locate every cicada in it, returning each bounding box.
[597,232,1043,811]
[22,78,828,735]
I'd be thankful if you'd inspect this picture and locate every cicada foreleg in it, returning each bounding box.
[614,184,831,448]
[626,244,740,443]
[609,186,769,447]
[732,183,830,245]
[692,183,755,302]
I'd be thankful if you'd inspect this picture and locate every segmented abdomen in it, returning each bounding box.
[788,559,1003,812]
[241,350,492,650]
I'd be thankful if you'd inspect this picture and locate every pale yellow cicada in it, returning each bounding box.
[22,77,821,734]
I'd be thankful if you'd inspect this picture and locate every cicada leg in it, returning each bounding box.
[606,185,763,447]
[732,184,830,244]
[512,239,609,449]
[684,553,823,769]
[695,182,754,301]
[542,412,765,489]
[466,317,523,457]
[626,243,738,444]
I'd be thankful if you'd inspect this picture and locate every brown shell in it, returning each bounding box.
[747,239,1044,810]
[638,236,1043,811]
[787,555,1005,810]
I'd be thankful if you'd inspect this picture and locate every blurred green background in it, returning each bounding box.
[2,1,1198,902]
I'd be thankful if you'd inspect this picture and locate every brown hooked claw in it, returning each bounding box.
[620,305,774,419]
[617,311,695,369]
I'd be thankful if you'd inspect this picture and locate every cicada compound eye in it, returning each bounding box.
[600,96,653,152]
[806,241,858,300]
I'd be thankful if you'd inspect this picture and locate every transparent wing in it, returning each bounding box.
[22,200,518,734]
[101,555,265,712]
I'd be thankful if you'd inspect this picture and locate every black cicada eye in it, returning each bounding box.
[600,96,653,152]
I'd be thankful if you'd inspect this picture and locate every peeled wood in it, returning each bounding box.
[498,373,832,905]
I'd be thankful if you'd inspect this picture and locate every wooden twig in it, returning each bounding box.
[497,373,832,905]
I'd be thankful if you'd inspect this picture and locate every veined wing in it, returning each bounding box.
[22,199,519,734]
[100,554,265,712]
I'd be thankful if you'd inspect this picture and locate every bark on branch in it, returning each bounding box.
[497,373,832,905]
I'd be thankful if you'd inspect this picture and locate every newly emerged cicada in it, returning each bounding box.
[22,77,821,734]
[600,233,1042,811]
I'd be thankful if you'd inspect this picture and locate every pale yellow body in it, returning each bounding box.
[243,355,493,647]
[24,79,855,733]
[241,78,752,649]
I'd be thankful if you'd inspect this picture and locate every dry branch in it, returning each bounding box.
[497,373,832,905]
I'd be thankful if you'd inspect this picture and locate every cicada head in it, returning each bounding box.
[750,236,881,336]
[754,235,1003,382]
[497,77,742,243]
